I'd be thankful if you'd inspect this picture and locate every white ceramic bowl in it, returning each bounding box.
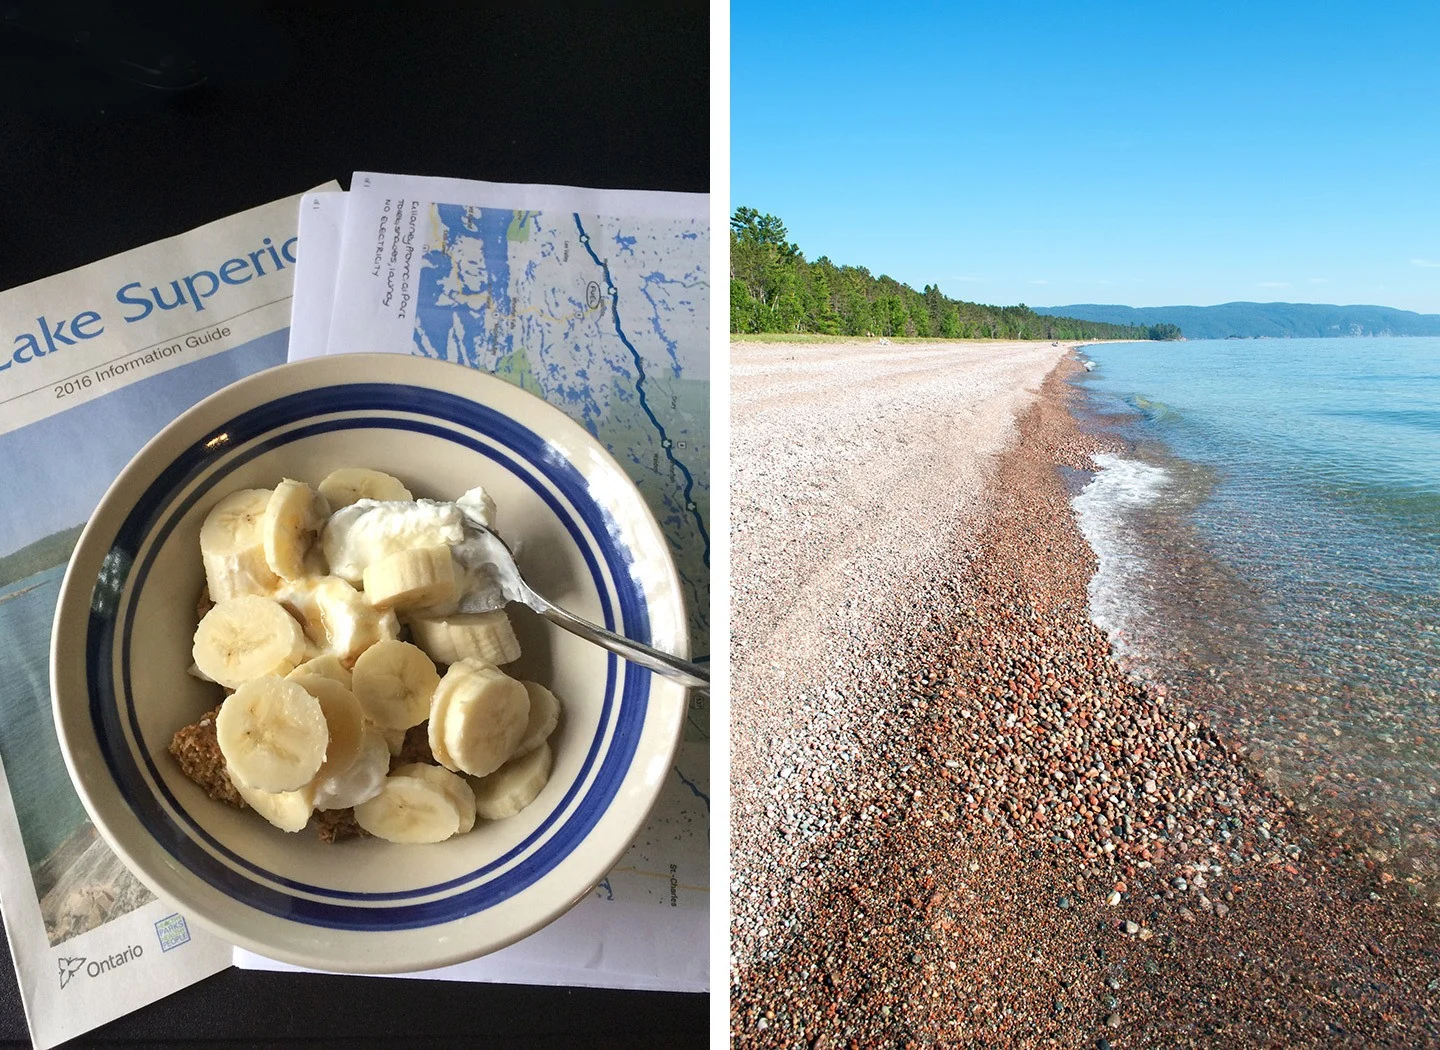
[50,354,689,973]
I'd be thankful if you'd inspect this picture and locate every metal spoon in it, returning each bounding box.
[454,517,709,690]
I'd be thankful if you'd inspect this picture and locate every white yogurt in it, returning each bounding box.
[318,486,505,611]
[321,499,466,584]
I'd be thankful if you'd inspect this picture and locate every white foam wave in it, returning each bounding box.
[1072,453,1170,648]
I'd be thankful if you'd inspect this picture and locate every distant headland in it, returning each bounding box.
[1034,302,1440,340]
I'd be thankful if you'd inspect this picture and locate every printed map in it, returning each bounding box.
[406,204,710,906]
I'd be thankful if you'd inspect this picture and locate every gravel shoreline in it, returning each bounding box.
[730,344,1440,1047]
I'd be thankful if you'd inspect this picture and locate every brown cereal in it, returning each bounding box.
[313,808,366,842]
[169,706,244,808]
[392,723,435,768]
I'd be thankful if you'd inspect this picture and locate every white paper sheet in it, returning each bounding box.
[286,191,348,360]
[235,897,706,992]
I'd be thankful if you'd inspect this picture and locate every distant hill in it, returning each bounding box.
[0,525,82,590]
[1033,302,1440,340]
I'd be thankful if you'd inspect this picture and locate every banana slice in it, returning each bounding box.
[283,576,399,664]
[192,595,307,689]
[472,742,553,821]
[514,681,561,756]
[302,544,329,577]
[351,640,440,729]
[406,610,521,666]
[427,658,530,777]
[215,676,329,792]
[314,725,391,811]
[200,488,281,601]
[290,674,365,780]
[393,762,477,833]
[230,774,316,833]
[377,724,407,756]
[287,653,353,690]
[262,479,328,581]
[362,545,459,612]
[318,468,413,510]
[318,578,402,662]
[354,774,461,843]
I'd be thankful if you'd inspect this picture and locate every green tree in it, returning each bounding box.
[775,291,804,333]
[730,207,799,260]
[910,303,931,337]
[923,284,945,334]
[842,290,872,335]
[804,265,840,334]
[729,278,753,334]
[941,306,961,338]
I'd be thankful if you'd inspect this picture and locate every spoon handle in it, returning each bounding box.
[525,593,710,690]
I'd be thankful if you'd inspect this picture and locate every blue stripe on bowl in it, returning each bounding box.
[84,383,653,930]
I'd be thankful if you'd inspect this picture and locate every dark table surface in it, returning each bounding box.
[0,3,710,1046]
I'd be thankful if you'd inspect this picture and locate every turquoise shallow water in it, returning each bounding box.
[0,564,90,869]
[1072,337,1440,878]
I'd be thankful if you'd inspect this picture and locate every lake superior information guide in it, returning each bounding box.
[0,189,328,1048]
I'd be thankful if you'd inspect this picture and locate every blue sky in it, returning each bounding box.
[731,2,1440,313]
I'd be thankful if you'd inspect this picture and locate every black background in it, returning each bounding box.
[0,2,709,1046]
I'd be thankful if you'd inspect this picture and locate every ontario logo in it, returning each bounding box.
[57,945,143,989]
[57,957,85,989]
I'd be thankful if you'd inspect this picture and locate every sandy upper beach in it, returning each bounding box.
[731,339,1064,661]
[729,339,1440,1048]
[731,337,1065,743]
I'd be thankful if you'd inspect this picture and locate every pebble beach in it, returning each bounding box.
[729,340,1440,1048]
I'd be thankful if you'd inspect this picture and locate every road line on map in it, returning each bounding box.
[673,767,710,809]
[573,214,710,567]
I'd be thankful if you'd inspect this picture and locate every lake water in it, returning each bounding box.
[1072,337,1440,885]
[0,564,91,869]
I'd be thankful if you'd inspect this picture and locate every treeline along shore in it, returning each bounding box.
[729,208,1183,342]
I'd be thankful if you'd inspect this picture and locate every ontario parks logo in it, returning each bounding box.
[154,913,190,952]
[57,957,85,989]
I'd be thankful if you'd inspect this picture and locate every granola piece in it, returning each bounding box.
[313,808,366,843]
[169,706,244,808]
[196,583,213,622]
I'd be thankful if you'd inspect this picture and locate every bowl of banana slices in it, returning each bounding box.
[50,353,691,973]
